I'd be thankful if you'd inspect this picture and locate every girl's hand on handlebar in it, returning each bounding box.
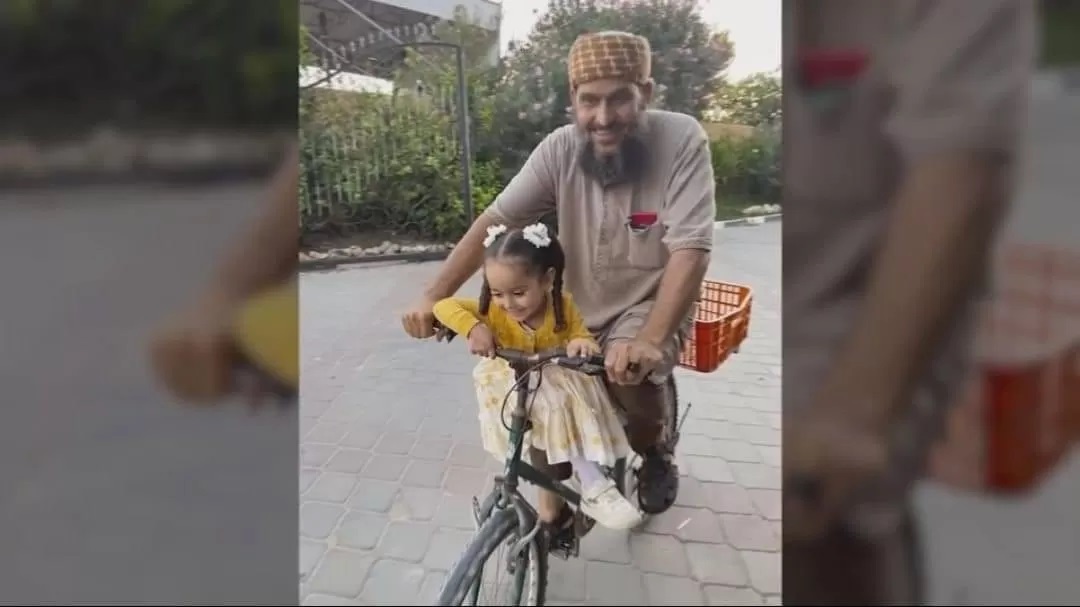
[467,323,497,358]
[566,338,600,358]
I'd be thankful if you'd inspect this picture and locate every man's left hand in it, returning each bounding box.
[605,338,664,385]
[784,374,892,542]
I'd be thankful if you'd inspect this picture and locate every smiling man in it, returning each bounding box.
[402,31,716,526]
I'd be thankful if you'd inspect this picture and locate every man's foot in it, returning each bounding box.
[542,504,578,559]
[636,447,679,514]
[581,478,644,529]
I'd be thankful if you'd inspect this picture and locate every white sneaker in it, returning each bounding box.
[580,478,644,530]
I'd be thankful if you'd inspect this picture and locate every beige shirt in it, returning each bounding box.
[484,110,716,334]
[784,0,1036,415]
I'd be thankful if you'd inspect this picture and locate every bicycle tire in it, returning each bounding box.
[435,506,548,606]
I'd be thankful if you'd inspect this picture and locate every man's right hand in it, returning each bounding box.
[401,297,439,339]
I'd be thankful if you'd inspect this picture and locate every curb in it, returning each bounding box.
[714,213,782,228]
[0,130,292,188]
[299,213,784,273]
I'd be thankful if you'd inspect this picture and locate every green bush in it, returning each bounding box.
[1,0,296,134]
[711,125,781,214]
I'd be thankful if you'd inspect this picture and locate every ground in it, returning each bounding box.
[299,221,783,605]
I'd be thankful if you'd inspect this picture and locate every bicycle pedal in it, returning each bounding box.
[548,536,579,560]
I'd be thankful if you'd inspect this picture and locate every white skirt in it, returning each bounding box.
[471,357,631,468]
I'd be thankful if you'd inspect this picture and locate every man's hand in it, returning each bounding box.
[605,338,664,385]
[401,297,439,339]
[566,337,600,358]
[783,401,889,542]
[467,324,497,358]
[149,290,239,404]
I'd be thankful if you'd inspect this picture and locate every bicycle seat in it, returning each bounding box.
[231,279,299,391]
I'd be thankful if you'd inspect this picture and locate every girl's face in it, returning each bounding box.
[484,259,553,323]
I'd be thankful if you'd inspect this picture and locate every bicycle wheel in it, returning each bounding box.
[436,506,548,606]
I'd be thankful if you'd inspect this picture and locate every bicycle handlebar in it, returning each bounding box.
[432,320,608,377]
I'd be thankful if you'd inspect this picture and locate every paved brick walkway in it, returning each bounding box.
[299,222,781,605]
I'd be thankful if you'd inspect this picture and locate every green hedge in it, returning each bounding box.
[300,85,780,239]
[0,0,296,135]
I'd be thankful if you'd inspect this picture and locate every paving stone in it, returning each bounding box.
[643,573,707,606]
[302,593,365,605]
[305,422,350,444]
[401,458,447,489]
[684,542,749,587]
[358,558,426,604]
[339,424,380,449]
[335,510,388,550]
[346,479,398,513]
[740,551,781,595]
[324,449,371,474]
[360,454,409,481]
[630,532,691,576]
[306,472,358,504]
[300,538,327,580]
[703,482,758,514]
[717,513,780,552]
[396,486,442,521]
[579,527,632,564]
[710,438,764,463]
[305,549,373,599]
[684,455,735,483]
[302,444,337,468]
[747,489,781,521]
[423,527,476,571]
[728,462,781,490]
[376,520,434,562]
[703,585,764,606]
[585,561,645,604]
[410,437,453,460]
[644,506,725,544]
[547,557,587,602]
[374,431,416,455]
[301,502,346,540]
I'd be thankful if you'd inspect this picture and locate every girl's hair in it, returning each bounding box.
[479,225,567,332]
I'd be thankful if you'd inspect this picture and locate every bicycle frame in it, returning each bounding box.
[495,359,584,511]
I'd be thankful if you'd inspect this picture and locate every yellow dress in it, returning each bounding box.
[433,293,631,468]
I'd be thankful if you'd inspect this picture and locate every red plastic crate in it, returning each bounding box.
[929,244,1080,494]
[677,280,753,373]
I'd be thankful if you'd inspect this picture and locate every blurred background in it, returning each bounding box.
[916,1,1080,604]
[0,1,298,603]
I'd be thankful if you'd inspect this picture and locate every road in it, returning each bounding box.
[299,221,783,605]
[0,182,298,603]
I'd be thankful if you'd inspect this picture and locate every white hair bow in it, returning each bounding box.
[483,224,508,248]
[522,223,552,248]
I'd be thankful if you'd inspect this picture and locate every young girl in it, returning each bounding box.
[432,222,643,530]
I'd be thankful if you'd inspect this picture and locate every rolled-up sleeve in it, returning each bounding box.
[882,0,1036,163]
[483,130,563,228]
[663,126,716,253]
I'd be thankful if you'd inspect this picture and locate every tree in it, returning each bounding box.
[709,70,781,127]
[492,0,734,168]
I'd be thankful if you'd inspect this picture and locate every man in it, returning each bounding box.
[149,143,299,404]
[401,31,716,517]
[782,1,1035,604]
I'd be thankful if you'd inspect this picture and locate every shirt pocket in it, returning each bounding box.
[623,222,668,269]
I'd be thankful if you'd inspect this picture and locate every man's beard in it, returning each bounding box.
[577,131,649,187]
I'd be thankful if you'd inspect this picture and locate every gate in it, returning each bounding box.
[299,21,474,245]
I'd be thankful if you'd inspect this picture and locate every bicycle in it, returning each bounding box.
[431,332,689,606]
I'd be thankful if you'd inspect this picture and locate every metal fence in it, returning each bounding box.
[299,28,475,242]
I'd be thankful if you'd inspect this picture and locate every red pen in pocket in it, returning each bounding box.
[629,211,657,230]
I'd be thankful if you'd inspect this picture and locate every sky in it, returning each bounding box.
[497,0,782,80]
